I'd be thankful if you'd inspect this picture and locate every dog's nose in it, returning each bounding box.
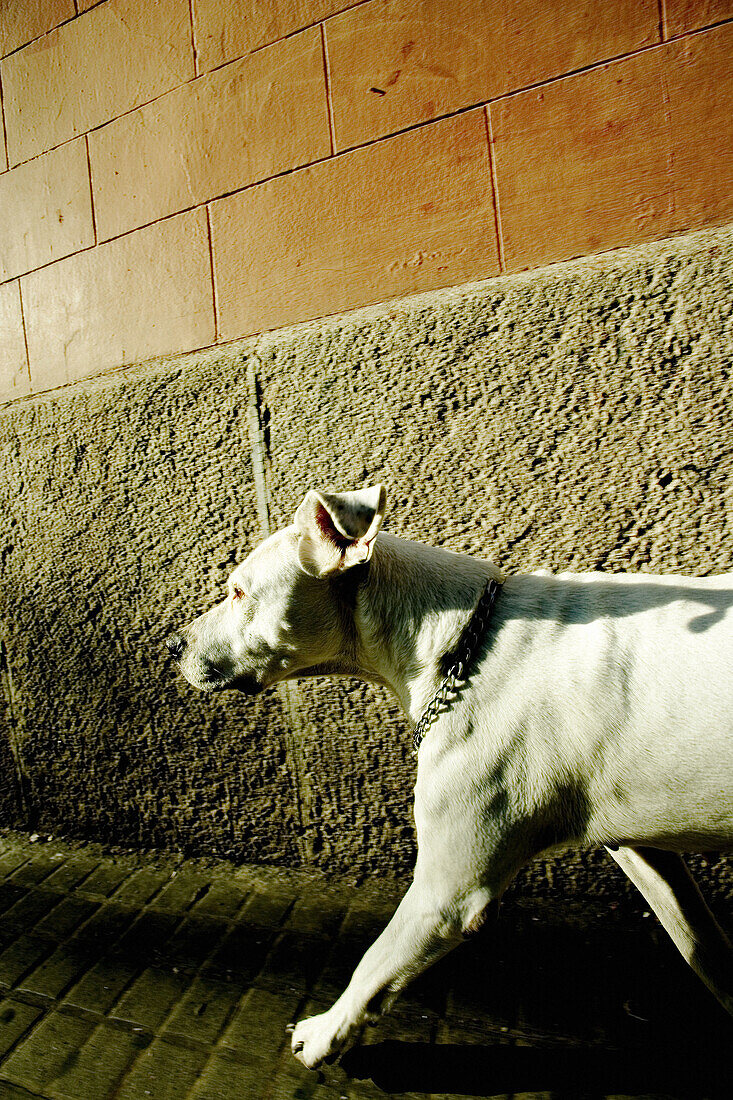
[166,633,186,660]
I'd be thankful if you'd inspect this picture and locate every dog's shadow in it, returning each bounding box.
[336,902,733,1098]
[341,1038,731,1098]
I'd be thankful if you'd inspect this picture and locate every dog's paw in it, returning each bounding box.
[289,1009,354,1069]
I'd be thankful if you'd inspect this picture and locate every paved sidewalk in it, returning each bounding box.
[0,831,729,1100]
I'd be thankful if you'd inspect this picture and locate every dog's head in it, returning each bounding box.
[167,484,386,694]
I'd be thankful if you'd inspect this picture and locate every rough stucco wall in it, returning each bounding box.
[0,362,299,863]
[0,223,732,896]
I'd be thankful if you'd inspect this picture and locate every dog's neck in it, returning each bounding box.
[352,532,500,723]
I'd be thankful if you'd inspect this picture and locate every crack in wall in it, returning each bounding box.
[0,637,31,827]
[245,354,314,864]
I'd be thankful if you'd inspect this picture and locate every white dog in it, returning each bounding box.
[168,484,733,1068]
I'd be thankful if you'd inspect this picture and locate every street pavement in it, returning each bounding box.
[0,830,729,1099]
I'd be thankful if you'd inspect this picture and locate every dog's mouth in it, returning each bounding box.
[231,673,265,696]
[197,670,263,696]
[172,650,264,696]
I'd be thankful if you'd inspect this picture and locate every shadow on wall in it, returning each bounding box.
[499,575,733,631]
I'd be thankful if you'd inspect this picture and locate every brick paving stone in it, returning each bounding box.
[62,951,139,1014]
[42,856,101,894]
[114,909,181,968]
[436,1014,512,1047]
[0,833,728,1099]
[69,901,145,958]
[148,870,212,914]
[0,883,27,921]
[162,973,242,1044]
[7,850,68,888]
[0,1010,96,1093]
[47,1020,149,1100]
[0,847,33,880]
[285,887,351,938]
[267,1055,344,1100]
[310,938,369,1002]
[73,860,135,899]
[33,895,99,941]
[155,914,231,975]
[111,966,191,1031]
[110,866,176,908]
[340,1070,395,1100]
[359,1004,435,1050]
[218,987,302,1062]
[0,935,56,989]
[202,921,273,983]
[0,889,65,936]
[338,891,400,940]
[21,903,136,998]
[256,932,331,996]
[189,879,250,922]
[188,1051,272,1100]
[114,1036,209,1100]
[0,1084,49,1100]
[18,943,93,1000]
[0,997,44,1058]
[241,885,297,927]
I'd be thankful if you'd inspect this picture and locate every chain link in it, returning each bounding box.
[411,578,500,756]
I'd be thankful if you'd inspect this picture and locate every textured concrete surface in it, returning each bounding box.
[1,223,732,893]
[0,356,299,865]
[0,829,730,1100]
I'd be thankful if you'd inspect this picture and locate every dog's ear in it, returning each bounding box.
[294,484,387,577]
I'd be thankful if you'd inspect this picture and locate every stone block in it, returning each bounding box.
[21,210,214,390]
[89,28,330,241]
[327,0,658,149]
[0,281,29,404]
[1,0,193,164]
[0,140,93,282]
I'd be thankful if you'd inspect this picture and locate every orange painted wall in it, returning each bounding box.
[1,0,732,401]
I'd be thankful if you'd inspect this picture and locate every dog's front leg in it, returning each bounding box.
[290,876,490,1068]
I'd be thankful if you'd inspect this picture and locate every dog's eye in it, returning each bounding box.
[232,586,245,601]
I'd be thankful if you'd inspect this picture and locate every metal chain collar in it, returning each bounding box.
[411,577,501,756]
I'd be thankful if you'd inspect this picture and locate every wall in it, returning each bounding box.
[1,0,733,403]
[1,223,732,897]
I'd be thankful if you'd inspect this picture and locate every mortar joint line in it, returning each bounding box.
[245,356,271,538]
[205,203,219,344]
[0,67,9,170]
[320,23,337,156]
[84,133,98,246]
[484,104,506,274]
[658,57,676,223]
[188,0,200,78]
[658,0,668,41]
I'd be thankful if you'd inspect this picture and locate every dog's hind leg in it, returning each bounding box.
[605,845,733,1017]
